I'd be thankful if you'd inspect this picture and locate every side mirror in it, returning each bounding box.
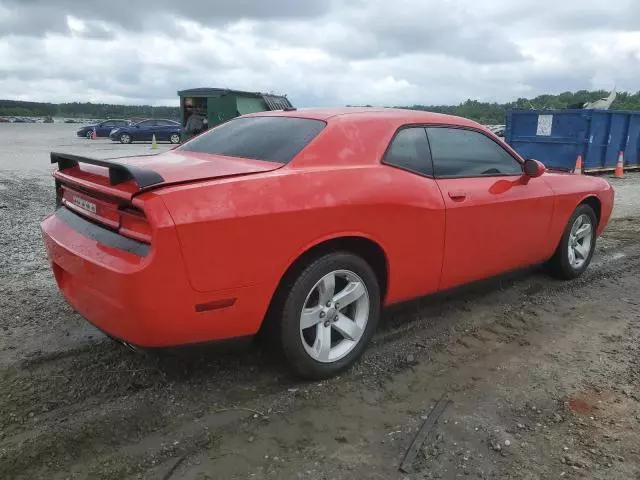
[524,159,546,178]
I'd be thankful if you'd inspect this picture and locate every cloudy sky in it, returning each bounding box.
[0,0,638,107]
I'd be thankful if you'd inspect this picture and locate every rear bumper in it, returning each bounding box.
[41,208,273,347]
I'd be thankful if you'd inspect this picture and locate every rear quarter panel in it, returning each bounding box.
[159,165,446,305]
[542,172,614,257]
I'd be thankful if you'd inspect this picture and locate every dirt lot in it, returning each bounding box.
[1,124,639,480]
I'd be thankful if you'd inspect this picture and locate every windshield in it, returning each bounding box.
[178,116,325,163]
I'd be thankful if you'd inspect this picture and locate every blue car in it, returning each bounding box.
[76,119,131,139]
[109,119,182,144]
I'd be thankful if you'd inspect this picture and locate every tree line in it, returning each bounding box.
[400,90,640,125]
[2,90,639,124]
[0,100,179,120]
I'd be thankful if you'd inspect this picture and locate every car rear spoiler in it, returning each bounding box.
[51,152,165,189]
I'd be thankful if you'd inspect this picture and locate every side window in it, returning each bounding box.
[102,121,114,127]
[139,120,155,127]
[426,127,522,178]
[383,127,433,176]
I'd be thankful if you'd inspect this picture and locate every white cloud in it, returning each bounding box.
[0,0,637,107]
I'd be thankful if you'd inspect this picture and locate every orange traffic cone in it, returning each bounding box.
[574,154,583,174]
[91,128,97,140]
[614,151,624,178]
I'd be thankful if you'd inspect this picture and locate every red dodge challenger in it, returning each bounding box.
[41,108,614,378]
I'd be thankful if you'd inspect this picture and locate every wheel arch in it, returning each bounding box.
[263,235,390,331]
[546,196,600,279]
[579,195,601,227]
[120,131,133,142]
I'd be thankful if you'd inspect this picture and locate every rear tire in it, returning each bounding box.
[169,133,181,144]
[277,252,380,379]
[546,204,597,280]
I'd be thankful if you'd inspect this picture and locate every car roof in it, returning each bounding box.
[246,107,480,128]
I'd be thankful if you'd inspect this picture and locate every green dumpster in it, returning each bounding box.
[177,87,294,141]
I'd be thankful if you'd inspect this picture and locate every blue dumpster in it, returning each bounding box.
[505,109,640,172]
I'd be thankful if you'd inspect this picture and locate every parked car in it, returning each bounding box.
[76,119,131,139]
[41,108,614,379]
[487,124,505,137]
[109,119,181,144]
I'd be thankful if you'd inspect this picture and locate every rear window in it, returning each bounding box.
[178,116,326,163]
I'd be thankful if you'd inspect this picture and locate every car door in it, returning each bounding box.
[114,120,129,134]
[427,126,555,290]
[98,121,114,137]
[136,120,155,141]
[382,127,446,298]
[157,120,176,140]
[154,120,168,140]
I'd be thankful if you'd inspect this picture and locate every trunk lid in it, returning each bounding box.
[52,150,284,201]
[51,150,283,245]
[110,150,284,188]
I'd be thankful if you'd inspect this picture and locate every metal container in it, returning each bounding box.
[505,109,640,172]
[177,88,293,139]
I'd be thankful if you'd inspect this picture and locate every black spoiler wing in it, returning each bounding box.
[51,152,164,189]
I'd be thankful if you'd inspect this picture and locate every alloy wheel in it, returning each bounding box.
[567,213,593,269]
[299,269,369,363]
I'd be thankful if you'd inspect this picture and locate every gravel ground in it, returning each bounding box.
[1,124,639,480]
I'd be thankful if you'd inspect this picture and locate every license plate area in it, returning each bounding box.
[61,186,120,229]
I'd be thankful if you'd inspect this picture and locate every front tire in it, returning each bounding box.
[547,204,597,279]
[278,252,380,379]
[119,133,132,144]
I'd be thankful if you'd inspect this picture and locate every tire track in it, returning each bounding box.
[5,244,640,479]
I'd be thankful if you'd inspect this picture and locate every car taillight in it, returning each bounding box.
[118,207,151,244]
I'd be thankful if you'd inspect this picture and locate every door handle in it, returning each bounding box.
[448,190,467,200]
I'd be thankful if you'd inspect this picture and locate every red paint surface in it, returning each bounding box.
[41,108,615,347]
